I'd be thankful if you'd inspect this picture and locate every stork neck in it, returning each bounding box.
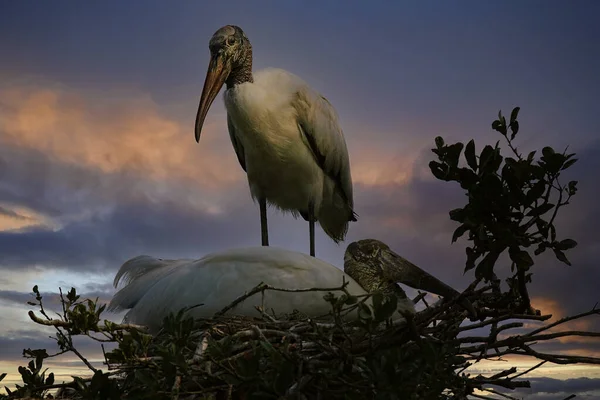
[226,53,253,89]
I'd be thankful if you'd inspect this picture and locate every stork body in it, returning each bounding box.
[195,25,356,256]
[108,240,473,332]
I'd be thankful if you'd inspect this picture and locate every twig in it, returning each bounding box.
[525,307,600,337]
[213,282,349,318]
[28,310,147,331]
[510,360,546,380]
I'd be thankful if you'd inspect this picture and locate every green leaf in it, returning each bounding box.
[547,153,567,174]
[449,208,466,222]
[525,180,546,207]
[530,164,545,179]
[542,146,555,158]
[536,218,549,238]
[465,139,477,171]
[489,150,504,173]
[510,120,519,140]
[465,247,477,272]
[429,161,449,181]
[526,203,554,217]
[510,106,520,124]
[502,164,522,200]
[561,158,578,170]
[527,151,536,162]
[567,180,578,196]
[475,252,499,280]
[491,120,502,132]
[534,243,547,256]
[445,142,464,168]
[492,119,507,136]
[553,248,572,266]
[549,224,556,242]
[458,168,479,189]
[557,239,577,250]
[435,136,445,148]
[509,247,534,270]
[479,145,495,174]
[452,224,469,243]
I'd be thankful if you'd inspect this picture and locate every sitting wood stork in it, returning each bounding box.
[194,25,357,257]
[108,239,473,332]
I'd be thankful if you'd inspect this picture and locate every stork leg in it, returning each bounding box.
[308,201,315,257]
[259,197,269,246]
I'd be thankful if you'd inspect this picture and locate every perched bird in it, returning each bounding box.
[194,25,356,257]
[108,239,473,332]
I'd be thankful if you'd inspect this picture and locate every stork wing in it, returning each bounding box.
[227,113,247,172]
[294,88,355,212]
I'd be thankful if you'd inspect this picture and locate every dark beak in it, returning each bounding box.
[381,249,477,317]
[195,53,231,143]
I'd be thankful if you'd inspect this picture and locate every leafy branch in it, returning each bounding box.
[429,107,579,314]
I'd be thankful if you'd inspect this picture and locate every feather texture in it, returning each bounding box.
[224,68,356,242]
[108,246,368,331]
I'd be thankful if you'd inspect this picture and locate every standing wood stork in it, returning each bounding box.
[194,25,356,257]
[108,239,474,332]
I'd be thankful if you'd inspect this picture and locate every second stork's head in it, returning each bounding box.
[344,239,476,317]
[195,25,253,143]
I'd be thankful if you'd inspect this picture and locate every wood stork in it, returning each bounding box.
[108,239,473,332]
[194,25,356,257]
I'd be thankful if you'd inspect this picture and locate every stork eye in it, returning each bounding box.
[226,37,236,46]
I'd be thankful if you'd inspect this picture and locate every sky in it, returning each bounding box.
[1,0,599,397]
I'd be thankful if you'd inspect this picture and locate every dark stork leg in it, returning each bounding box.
[308,201,315,257]
[259,197,269,246]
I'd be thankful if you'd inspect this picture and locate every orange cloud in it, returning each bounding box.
[348,143,414,186]
[527,296,595,344]
[0,204,56,232]
[0,85,244,191]
[0,82,425,217]
[345,125,430,187]
[0,82,427,190]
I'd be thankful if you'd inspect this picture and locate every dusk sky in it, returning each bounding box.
[1,1,600,398]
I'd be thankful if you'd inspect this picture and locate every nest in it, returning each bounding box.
[7,276,600,400]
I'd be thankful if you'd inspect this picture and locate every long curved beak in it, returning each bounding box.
[381,249,477,317]
[195,53,231,143]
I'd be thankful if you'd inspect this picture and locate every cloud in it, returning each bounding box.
[509,377,600,399]
[0,84,244,189]
[0,191,261,271]
[0,288,114,310]
[0,205,29,220]
[0,204,51,231]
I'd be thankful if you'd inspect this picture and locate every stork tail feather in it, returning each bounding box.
[108,256,192,312]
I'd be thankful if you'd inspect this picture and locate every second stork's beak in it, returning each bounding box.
[379,247,477,318]
[195,53,231,143]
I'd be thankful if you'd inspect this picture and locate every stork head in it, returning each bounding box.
[344,239,476,316]
[195,25,253,143]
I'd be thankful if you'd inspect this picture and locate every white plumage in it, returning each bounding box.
[195,25,356,256]
[109,247,366,331]
[224,68,353,232]
[108,240,473,332]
